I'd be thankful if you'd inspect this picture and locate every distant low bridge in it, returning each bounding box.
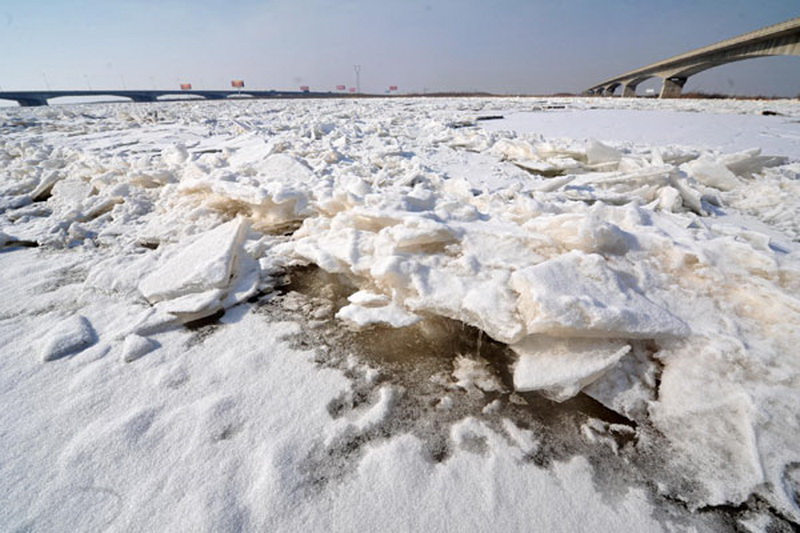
[0,89,352,107]
[587,16,800,98]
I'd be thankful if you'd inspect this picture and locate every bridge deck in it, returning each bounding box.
[0,90,363,107]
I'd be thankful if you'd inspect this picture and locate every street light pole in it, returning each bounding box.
[353,65,361,94]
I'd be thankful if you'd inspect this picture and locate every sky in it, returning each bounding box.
[0,0,798,97]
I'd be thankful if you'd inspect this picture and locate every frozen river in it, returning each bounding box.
[483,106,800,158]
[1,96,799,531]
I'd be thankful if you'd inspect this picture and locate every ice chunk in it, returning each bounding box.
[161,144,189,166]
[510,251,689,338]
[671,174,706,215]
[139,217,248,303]
[138,217,258,322]
[656,186,683,212]
[512,336,630,401]
[586,139,622,166]
[375,218,458,255]
[252,153,316,185]
[574,218,637,255]
[178,177,311,232]
[156,289,227,321]
[40,315,97,362]
[348,290,391,306]
[400,264,526,344]
[489,139,538,161]
[29,169,63,201]
[721,149,787,179]
[583,342,660,421]
[336,291,421,328]
[122,334,158,363]
[221,252,260,308]
[513,159,565,177]
[653,393,765,506]
[681,156,742,191]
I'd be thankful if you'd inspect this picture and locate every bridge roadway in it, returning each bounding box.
[0,89,355,107]
[587,17,800,98]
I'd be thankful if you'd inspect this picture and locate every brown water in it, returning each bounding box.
[274,264,635,434]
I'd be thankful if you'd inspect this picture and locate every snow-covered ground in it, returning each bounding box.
[1,96,799,532]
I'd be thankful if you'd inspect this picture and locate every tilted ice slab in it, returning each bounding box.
[138,216,259,323]
[512,336,631,402]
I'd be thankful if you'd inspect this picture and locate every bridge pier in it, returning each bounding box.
[16,97,49,107]
[621,83,637,97]
[129,94,157,103]
[660,76,687,98]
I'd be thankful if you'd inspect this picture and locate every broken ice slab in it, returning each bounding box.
[138,216,259,323]
[585,139,623,166]
[510,251,690,339]
[336,290,422,328]
[139,217,249,304]
[512,336,631,402]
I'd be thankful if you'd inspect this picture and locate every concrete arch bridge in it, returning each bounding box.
[587,17,800,98]
[0,89,340,107]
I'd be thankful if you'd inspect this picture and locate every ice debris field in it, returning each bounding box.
[1,96,800,531]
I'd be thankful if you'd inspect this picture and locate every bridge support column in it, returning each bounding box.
[660,76,687,98]
[130,95,157,103]
[621,84,637,97]
[16,97,49,107]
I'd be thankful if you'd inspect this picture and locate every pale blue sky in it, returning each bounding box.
[1,0,798,96]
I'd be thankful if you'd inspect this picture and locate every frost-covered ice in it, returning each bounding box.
[1,96,800,531]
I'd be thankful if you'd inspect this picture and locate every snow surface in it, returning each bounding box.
[1,96,800,531]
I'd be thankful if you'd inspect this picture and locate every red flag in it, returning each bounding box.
[336,85,346,91]
[231,80,245,88]
[389,85,398,91]
[180,83,192,90]
[348,87,356,93]
[300,85,310,92]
